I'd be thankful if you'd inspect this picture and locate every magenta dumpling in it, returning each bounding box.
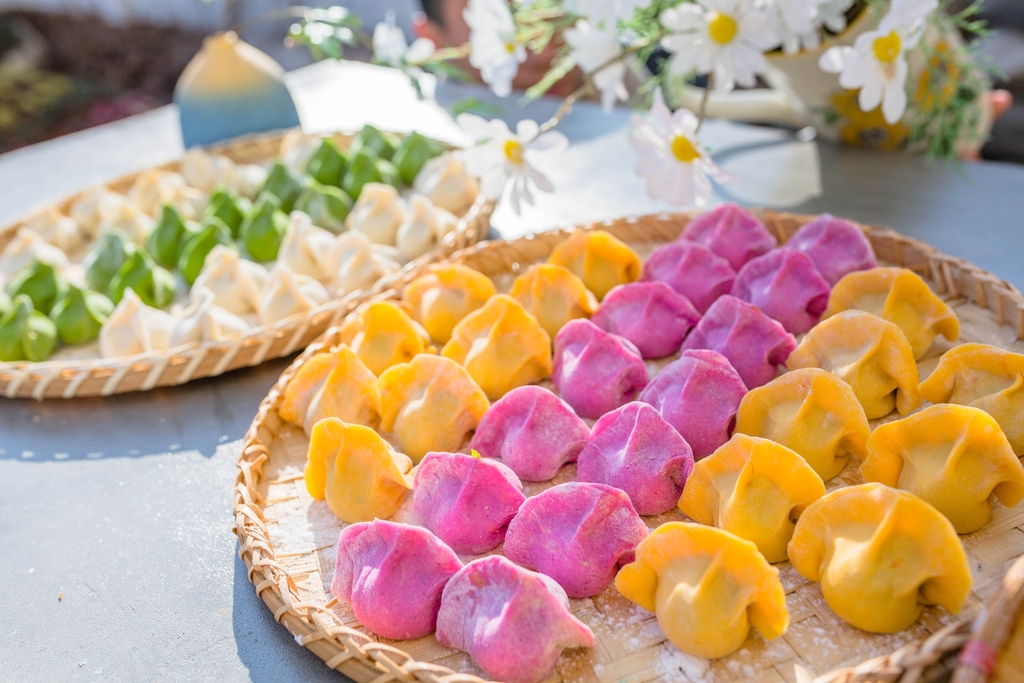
[681,295,796,389]
[641,241,736,314]
[552,319,649,419]
[412,452,526,555]
[681,203,777,271]
[469,385,590,482]
[577,402,694,515]
[504,482,649,598]
[730,248,831,335]
[786,213,877,286]
[639,349,747,459]
[591,281,700,359]
[436,555,594,683]
[331,519,462,640]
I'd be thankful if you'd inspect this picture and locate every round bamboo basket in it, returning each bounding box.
[233,209,1024,683]
[0,129,495,400]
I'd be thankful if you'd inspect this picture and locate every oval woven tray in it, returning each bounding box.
[0,129,495,399]
[233,209,1024,683]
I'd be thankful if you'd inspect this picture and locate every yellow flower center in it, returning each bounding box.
[872,31,902,64]
[504,138,525,165]
[671,135,700,163]
[505,42,516,54]
[708,12,738,45]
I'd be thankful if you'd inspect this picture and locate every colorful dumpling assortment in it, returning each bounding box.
[331,520,462,640]
[469,385,590,481]
[547,229,642,300]
[615,522,788,659]
[639,349,747,459]
[509,263,598,338]
[577,402,694,515]
[279,345,381,434]
[680,203,777,271]
[861,404,1024,533]
[918,343,1024,454]
[504,482,649,598]
[591,282,700,359]
[402,263,496,344]
[679,434,826,563]
[824,267,959,359]
[735,368,870,481]
[730,249,831,335]
[785,213,877,286]
[304,418,412,523]
[788,483,971,633]
[787,310,921,419]
[641,240,735,314]
[552,319,649,419]
[436,556,594,683]
[681,295,796,389]
[412,451,526,555]
[378,354,490,463]
[442,294,552,400]
[338,300,432,376]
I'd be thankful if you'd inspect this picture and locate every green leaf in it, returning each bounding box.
[523,54,577,102]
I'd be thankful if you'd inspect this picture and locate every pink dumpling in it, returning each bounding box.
[641,241,736,313]
[576,402,694,515]
[591,281,700,359]
[681,295,796,389]
[681,203,777,271]
[786,213,877,286]
[552,319,649,419]
[436,555,594,683]
[504,482,649,598]
[639,349,746,459]
[730,248,831,335]
[331,519,463,640]
[412,452,526,555]
[469,385,590,482]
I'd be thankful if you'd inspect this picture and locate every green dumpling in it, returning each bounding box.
[107,250,176,308]
[260,160,305,212]
[179,216,234,285]
[376,158,401,189]
[350,124,398,161]
[84,230,136,293]
[307,138,348,187]
[50,285,114,345]
[241,193,289,262]
[7,259,68,315]
[294,181,352,233]
[206,187,250,238]
[147,204,199,268]
[393,132,443,185]
[342,148,383,201]
[0,294,58,362]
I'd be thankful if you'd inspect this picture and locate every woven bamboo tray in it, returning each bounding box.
[0,129,495,399]
[233,209,1024,683]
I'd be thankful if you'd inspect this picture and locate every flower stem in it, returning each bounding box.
[696,74,713,132]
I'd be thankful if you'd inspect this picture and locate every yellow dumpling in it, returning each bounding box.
[378,353,490,463]
[615,522,788,659]
[509,263,598,338]
[824,267,959,360]
[679,434,826,563]
[338,300,432,376]
[402,263,496,344]
[304,417,413,523]
[788,483,971,634]
[303,345,382,434]
[441,294,552,400]
[279,352,337,425]
[548,229,642,300]
[918,343,1024,455]
[861,404,1024,533]
[735,368,870,481]
[787,310,921,419]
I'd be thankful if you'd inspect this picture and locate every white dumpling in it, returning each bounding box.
[329,231,402,295]
[69,186,130,238]
[346,183,406,245]
[169,288,250,347]
[395,194,459,260]
[0,228,70,285]
[258,267,330,325]
[280,129,321,174]
[168,185,209,222]
[412,153,479,215]
[96,202,155,246]
[180,148,235,192]
[277,211,338,283]
[99,288,175,358]
[191,245,270,316]
[128,170,188,216]
[23,206,83,254]
[228,163,267,200]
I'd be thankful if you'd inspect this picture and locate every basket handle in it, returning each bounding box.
[951,554,1024,683]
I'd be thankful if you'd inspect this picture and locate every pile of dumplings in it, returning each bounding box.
[277,203,1024,683]
[0,125,479,363]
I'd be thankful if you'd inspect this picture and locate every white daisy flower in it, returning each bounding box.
[372,14,436,72]
[819,0,937,124]
[770,0,827,55]
[564,0,653,27]
[818,0,856,33]
[465,0,527,97]
[455,114,569,215]
[630,89,735,207]
[660,0,779,92]
[564,20,628,113]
